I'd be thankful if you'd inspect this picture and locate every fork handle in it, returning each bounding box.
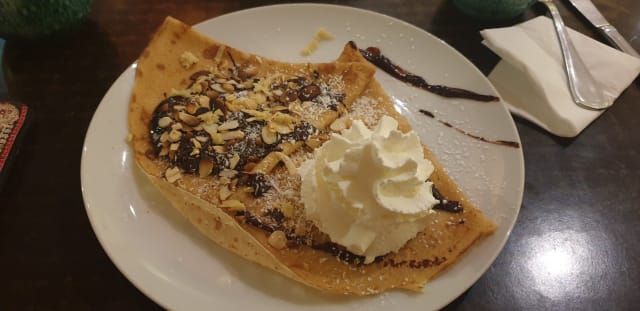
[542,0,609,110]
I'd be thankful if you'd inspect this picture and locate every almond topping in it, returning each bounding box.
[165,167,182,183]
[195,135,209,143]
[250,92,267,105]
[269,112,295,134]
[179,51,199,69]
[159,132,169,143]
[198,158,214,177]
[242,109,271,121]
[275,152,298,175]
[229,153,241,170]
[232,97,257,111]
[221,130,245,141]
[211,84,226,93]
[305,137,323,149]
[158,117,172,128]
[220,199,245,211]
[159,147,169,156]
[219,185,232,200]
[261,126,278,145]
[197,95,210,109]
[222,83,234,93]
[218,120,239,131]
[191,138,202,149]
[268,231,287,249]
[219,169,238,178]
[277,202,294,218]
[168,129,182,142]
[179,111,200,126]
[186,103,199,115]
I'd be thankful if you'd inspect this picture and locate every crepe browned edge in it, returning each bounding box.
[129,16,496,295]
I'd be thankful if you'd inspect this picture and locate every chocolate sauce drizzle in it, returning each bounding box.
[419,109,520,148]
[432,185,463,213]
[356,43,499,102]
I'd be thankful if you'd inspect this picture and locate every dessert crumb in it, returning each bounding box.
[301,27,334,56]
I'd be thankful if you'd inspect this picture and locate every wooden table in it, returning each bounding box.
[1,0,638,309]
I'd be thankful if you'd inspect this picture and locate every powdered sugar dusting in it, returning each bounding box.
[348,96,383,127]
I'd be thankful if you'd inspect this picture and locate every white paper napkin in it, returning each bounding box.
[480,16,640,137]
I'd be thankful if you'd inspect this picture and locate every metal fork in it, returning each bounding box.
[539,0,610,110]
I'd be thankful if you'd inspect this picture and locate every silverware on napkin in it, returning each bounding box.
[567,0,640,58]
[539,0,610,110]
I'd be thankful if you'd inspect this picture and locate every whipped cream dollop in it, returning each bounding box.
[299,115,439,263]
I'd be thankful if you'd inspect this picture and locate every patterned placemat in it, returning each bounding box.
[0,101,29,188]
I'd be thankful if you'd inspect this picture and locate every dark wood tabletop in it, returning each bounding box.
[1,0,638,310]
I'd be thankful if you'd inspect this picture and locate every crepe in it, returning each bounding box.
[128,16,496,295]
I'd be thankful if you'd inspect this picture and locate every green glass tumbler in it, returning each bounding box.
[0,0,93,40]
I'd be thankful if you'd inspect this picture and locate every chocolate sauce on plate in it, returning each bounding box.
[357,44,499,102]
[419,109,520,148]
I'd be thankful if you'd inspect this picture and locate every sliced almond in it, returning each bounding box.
[269,112,295,134]
[205,90,219,98]
[229,153,241,170]
[191,138,202,149]
[186,103,199,115]
[222,83,234,93]
[232,97,257,111]
[211,84,226,93]
[250,92,267,105]
[219,185,232,201]
[190,82,203,94]
[179,111,200,127]
[213,145,226,153]
[219,169,238,178]
[165,167,182,183]
[195,135,209,143]
[242,109,271,121]
[275,152,298,176]
[268,231,287,250]
[159,132,169,143]
[261,126,278,145]
[197,95,210,109]
[169,142,180,151]
[218,120,240,131]
[198,158,214,177]
[159,147,169,156]
[219,176,231,185]
[220,199,245,211]
[158,116,172,128]
[171,122,183,130]
[168,129,182,142]
[221,130,245,141]
[277,202,294,218]
[189,148,200,156]
[305,137,322,149]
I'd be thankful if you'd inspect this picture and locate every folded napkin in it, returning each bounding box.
[481,16,640,137]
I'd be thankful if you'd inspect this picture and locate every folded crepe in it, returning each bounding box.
[128,16,495,295]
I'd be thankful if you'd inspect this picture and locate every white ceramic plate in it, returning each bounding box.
[81,4,523,310]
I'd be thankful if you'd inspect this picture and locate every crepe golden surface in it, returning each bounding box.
[128,16,496,295]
